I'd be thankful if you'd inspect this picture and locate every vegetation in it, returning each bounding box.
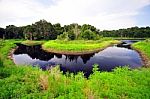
[100,26,150,38]
[0,19,150,98]
[21,40,46,46]
[132,39,150,67]
[42,39,119,54]
[0,20,150,41]
[133,39,150,58]
[0,39,21,67]
[0,39,150,98]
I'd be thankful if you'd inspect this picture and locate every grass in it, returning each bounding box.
[21,40,46,46]
[0,39,22,67]
[132,39,150,67]
[0,39,150,98]
[132,39,150,58]
[42,38,119,54]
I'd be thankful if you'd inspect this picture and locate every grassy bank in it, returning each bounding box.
[0,39,150,98]
[0,39,22,67]
[21,40,46,46]
[132,39,150,66]
[42,39,119,55]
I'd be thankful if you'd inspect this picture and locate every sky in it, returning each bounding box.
[0,0,150,30]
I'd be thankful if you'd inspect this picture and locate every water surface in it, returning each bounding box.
[13,40,143,77]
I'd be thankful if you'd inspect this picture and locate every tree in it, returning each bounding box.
[53,23,64,35]
[32,20,57,40]
[23,25,34,40]
[73,23,81,39]
[0,28,5,39]
[5,25,16,39]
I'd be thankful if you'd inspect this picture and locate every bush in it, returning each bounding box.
[57,32,69,40]
[80,29,98,40]
[68,31,76,40]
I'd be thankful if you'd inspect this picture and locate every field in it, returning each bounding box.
[0,39,150,98]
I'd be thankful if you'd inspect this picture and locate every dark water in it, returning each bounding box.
[13,40,143,77]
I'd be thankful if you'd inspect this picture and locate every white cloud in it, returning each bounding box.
[0,0,150,30]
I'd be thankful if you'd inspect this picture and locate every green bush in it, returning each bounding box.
[80,29,98,40]
[57,32,69,40]
[68,31,76,40]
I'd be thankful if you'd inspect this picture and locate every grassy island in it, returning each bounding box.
[42,39,119,55]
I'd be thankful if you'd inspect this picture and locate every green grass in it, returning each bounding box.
[42,39,119,54]
[0,39,22,67]
[132,39,150,58]
[21,40,46,46]
[0,39,150,98]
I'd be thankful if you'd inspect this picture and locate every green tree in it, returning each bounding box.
[0,28,5,39]
[23,25,34,40]
[53,23,64,35]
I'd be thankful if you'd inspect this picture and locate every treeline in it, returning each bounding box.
[100,27,150,38]
[0,19,150,40]
[0,20,100,40]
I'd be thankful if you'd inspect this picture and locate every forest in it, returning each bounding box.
[0,19,150,40]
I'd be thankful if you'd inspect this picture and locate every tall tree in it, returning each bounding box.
[0,27,5,39]
[5,25,16,39]
[53,23,64,36]
[23,25,34,40]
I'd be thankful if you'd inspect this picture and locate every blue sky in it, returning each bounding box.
[0,0,150,30]
[136,5,150,26]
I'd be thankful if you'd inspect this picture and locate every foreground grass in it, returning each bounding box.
[0,65,150,99]
[42,38,119,54]
[0,39,150,98]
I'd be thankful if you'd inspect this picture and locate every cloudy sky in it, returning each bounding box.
[0,0,150,30]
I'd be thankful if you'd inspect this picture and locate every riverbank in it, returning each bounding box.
[132,40,150,67]
[42,39,120,55]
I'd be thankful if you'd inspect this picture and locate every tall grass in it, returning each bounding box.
[0,65,150,98]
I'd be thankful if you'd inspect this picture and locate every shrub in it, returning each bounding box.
[68,31,76,40]
[80,29,98,40]
[57,32,69,40]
